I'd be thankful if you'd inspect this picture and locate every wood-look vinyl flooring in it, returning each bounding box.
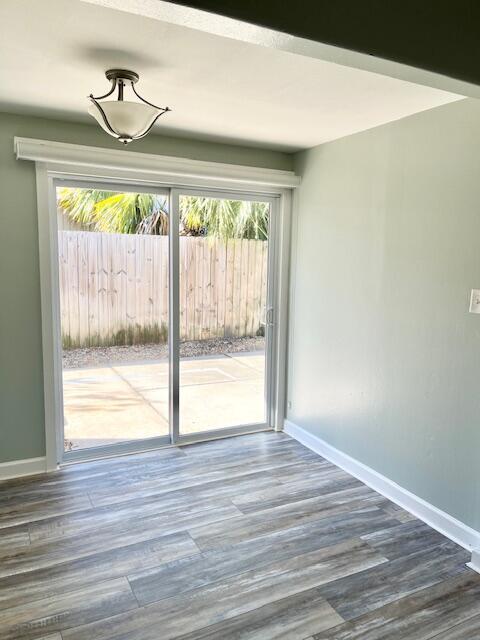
[0,432,477,640]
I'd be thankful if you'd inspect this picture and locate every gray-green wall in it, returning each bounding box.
[0,111,292,464]
[289,98,480,531]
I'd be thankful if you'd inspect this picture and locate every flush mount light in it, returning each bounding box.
[88,69,171,145]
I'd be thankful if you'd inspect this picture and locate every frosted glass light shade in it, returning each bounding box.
[88,100,160,142]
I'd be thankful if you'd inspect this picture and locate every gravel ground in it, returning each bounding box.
[62,336,265,369]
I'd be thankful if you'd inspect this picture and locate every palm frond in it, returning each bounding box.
[58,188,269,240]
[179,196,269,240]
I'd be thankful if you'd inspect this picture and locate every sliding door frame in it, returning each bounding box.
[42,172,290,466]
[25,138,297,470]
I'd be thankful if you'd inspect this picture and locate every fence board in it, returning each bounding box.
[126,234,137,336]
[232,239,242,336]
[248,241,256,337]
[78,232,89,345]
[178,236,186,340]
[224,239,235,337]
[254,241,265,333]
[208,240,217,338]
[216,241,227,339]
[239,240,249,336]
[185,238,196,342]
[98,234,109,344]
[87,233,99,344]
[59,231,267,348]
[67,233,80,347]
[194,238,203,341]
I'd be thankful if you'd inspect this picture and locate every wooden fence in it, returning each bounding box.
[58,231,268,348]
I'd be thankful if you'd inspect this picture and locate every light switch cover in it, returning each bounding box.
[469,289,480,314]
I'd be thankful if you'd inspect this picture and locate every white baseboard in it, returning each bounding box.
[284,420,480,568]
[0,457,47,481]
[467,549,480,573]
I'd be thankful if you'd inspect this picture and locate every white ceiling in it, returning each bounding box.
[0,0,462,152]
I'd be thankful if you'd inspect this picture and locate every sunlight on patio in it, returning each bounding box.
[63,351,265,450]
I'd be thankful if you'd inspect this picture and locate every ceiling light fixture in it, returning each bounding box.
[88,69,171,145]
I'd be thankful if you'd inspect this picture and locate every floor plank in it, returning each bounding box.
[189,486,387,551]
[0,494,93,529]
[361,519,458,560]
[429,613,480,639]
[231,472,361,514]
[173,589,342,640]
[0,532,199,610]
[312,572,480,639]
[317,542,469,620]
[0,577,137,640]
[130,510,395,605]
[0,525,30,551]
[0,503,233,577]
[28,490,241,543]
[131,536,387,607]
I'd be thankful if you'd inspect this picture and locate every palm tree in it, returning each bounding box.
[180,196,268,241]
[57,189,168,235]
[57,188,269,240]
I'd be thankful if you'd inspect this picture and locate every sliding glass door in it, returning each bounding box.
[56,181,171,459]
[55,180,277,460]
[174,192,273,439]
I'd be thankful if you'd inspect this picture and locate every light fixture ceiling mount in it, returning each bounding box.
[88,69,171,145]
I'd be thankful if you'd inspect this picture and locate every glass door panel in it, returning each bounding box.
[56,183,170,455]
[177,194,271,436]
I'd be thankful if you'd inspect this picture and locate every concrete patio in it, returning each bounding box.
[63,351,265,450]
